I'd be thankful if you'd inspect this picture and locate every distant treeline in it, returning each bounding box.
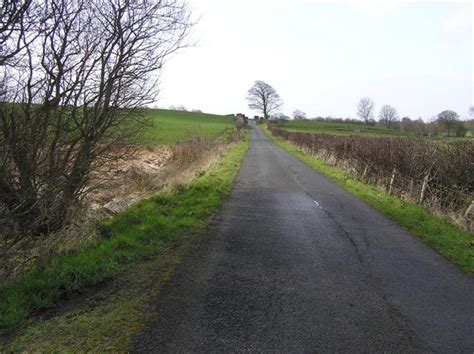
[275,116,473,138]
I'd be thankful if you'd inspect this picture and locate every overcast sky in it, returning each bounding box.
[155,0,472,120]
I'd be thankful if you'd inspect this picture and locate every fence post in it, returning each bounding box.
[419,172,430,204]
[464,201,474,220]
[388,168,396,195]
[362,164,369,180]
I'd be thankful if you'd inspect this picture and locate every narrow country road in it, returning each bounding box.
[133,123,474,352]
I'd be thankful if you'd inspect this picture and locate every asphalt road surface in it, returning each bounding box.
[133,123,474,353]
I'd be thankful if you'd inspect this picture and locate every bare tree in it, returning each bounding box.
[292,109,306,120]
[0,0,192,235]
[274,112,290,120]
[400,116,414,132]
[379,105,398,129]
[246,80,282,119]
[436,110,459,136]
[1,0,29,64]
[469,105,474,119]
[0,0,45,68]
[357,97,374,124]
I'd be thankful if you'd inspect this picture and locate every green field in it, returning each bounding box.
[277,120,413,137]
[141,109,235,144]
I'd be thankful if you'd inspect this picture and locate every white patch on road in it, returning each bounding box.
[314,200,323,210]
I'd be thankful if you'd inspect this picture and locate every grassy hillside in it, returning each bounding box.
[277,120,413,137]
[142,109,235,144]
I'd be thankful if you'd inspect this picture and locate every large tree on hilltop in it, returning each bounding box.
[246,80,283,119]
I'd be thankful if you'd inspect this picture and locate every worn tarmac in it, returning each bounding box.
[133,123,474,352]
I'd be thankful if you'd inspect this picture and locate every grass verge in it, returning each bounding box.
[262,125,473,274]
[1,135,249,351]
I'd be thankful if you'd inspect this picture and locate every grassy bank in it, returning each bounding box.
[1,135,249,351]
[1,109,235,283]
[262,125,473,274]
[142,109,235,144]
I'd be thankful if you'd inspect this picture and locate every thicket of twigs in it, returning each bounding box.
[1,127,241,282]
[269,124,474,227]
[0,0,192,236]
[171,127,239,166]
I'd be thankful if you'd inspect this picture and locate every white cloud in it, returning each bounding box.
[444,7,472,35]
[350,0,397,15]
[159,1,472,118]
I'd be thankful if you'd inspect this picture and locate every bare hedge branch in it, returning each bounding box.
[0,0,193,236]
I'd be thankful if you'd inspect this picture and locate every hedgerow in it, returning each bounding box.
[269,124,473,229]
